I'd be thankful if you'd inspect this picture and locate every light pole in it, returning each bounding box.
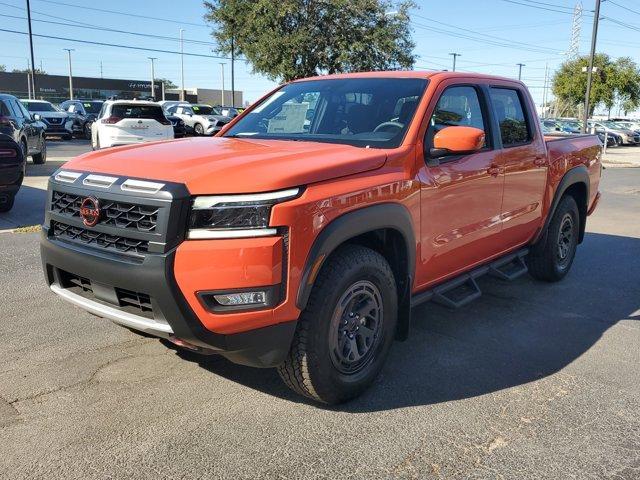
[26,0,37,96]
[148,57,157,99]
[179,28,185,101]
[230,35,235,107]
[517,63,525,81]
[449,53,461,72]
[219,63,225,106]
[582,0,602,133]
[63,48,75,100]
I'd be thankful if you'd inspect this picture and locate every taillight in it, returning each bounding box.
[101,116,122,124]
[0,148,17,157]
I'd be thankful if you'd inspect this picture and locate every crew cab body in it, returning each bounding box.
[41,72,601,403]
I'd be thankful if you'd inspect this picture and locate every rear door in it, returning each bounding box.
[109,104,171,140]
[489,86,547,246]
[417,81,505,286]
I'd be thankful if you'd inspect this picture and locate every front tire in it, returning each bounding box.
[31,136,46,164]
[527,195,580,282]
[194,123,204,135]
[0,194,15,213]
[278,245,398,404]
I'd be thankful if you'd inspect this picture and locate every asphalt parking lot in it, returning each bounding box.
[0,146,639,479]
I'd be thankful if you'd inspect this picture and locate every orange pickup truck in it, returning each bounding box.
[41,72,602,404]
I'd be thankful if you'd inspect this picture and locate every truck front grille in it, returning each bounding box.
[52,221,149,255]
[51,191,159,233]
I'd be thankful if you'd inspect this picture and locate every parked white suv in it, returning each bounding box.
[91,100,174,149]
[167,104,230,136]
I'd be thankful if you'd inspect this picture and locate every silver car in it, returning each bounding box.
[166,104,231,136]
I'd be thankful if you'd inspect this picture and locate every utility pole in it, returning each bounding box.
[161,81,165,101]
[230,35,235,107]
[26,0,37,96]
[542,63,549,118]
[148,57,157,100]
[517,63,525,81]
[179,28,185,101]
[63,48,75,100]
[582,0,601,133]
[449,53,461,72]
[219,63,225,106]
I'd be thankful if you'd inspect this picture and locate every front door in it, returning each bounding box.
[416,83,505,288]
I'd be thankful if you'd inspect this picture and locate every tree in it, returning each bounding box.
[155,77,177,89]
[11,67,47,74]
[0,65,6,72]
[552,54,640,116]
[204,0,416,82]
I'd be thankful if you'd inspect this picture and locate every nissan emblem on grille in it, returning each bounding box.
[80,197,101,227]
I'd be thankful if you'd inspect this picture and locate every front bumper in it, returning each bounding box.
[41,231,297,368]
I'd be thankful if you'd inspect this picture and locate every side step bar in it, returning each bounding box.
[411,248,529,310]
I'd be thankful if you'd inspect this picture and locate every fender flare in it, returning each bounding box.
[296,203,416,311]
[535,165,590,245]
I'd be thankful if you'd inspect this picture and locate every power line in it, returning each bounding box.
[0,28,245,61]
[0,13,217,47]
[605,0,640,16]
[32,0,209,27]
[499,0,590,16]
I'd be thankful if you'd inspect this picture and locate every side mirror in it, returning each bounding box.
[427,126,486,164]
[32,114,41,121]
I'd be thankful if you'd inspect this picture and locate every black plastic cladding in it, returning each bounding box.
[45,173,191,255]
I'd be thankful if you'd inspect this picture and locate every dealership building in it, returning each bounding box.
[0,71,242,106]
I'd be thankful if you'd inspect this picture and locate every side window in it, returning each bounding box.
[9,99,25,119]
[489,88,531,146]
[428,85,488,147]
[17,101,32,119]
[0,100,11,117]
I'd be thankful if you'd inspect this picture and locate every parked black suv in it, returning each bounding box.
[0,133,26,212]
[0,94,46,164]
[59,100,104,139]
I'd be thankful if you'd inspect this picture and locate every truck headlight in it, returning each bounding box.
[187,188,300,239]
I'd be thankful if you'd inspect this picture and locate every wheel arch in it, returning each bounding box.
[296,203,416,340]
[537,165,590,245]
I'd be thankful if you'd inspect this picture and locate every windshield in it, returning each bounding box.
[83,102,103,114]
[224,78,428,148]
[23,101,58,112]
[111,104,166,121]
[192,105,216,115]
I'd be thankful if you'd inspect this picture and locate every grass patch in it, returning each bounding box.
[13,225,41,234]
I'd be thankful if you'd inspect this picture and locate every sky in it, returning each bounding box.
[1,0,639,113]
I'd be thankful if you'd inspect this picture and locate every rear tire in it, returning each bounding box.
[527,195,579,282]
[278,245,398,404]
[0,195,15,213]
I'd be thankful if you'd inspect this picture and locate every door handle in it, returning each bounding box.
[488,165,500,177]
[534,155,546,167]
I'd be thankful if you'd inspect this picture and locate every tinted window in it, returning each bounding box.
[9,99,25,119]
[428,85,487,148]
[225,78,428,148]
[490,88,530,146]
[0,100,10,117]
[192,105,214,115]
[83,102,102,114]
[110,104,166,121]
[23,102,57,112]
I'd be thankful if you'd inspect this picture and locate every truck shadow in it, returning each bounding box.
[176,232,640,411]
[0,185,47,229]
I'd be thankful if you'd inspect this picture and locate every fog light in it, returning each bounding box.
[214,291,266,306]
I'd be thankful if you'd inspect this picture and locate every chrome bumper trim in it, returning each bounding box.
[50,284,174,336]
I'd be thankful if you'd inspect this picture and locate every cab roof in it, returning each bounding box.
[293,70,521,84]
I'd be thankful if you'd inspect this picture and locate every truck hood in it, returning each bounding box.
[66,137,388,194]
